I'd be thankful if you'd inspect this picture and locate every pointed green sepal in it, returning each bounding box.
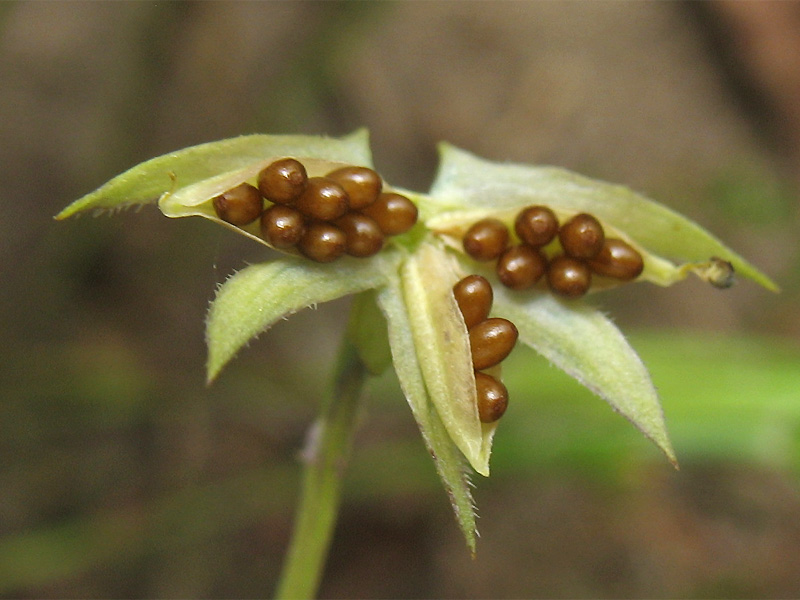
[376,275,478,554]
[56,130,372,220]
[492,286,677,466]
[424,144,777,292]
[206,250,397,383]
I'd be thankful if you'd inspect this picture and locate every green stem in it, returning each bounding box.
[274,335,367,599]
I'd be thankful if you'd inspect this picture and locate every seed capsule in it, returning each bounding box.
[334,213,384,258]
[475,371,509,423]
[212,183,264,226]
[326,166,382,210]
[514,205,558,247]
[588,238,644,280]
[496,244,547,290]
[257,158,307,205]
[453,275,493,330]
[468,317,518,370]
[260,205,306,249]
[361,192,418,235]
[559,213,605,259]
[295,177,349,222]
[463,218,509,262]
[547,255,592,298]
[297,222,346,263]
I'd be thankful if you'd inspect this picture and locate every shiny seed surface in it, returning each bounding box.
[257,158,307,205]
[361,192,418,235]
[588,238,644,280]
[475,371,509,423]
[326,166,382,210]
[260,205,306,248]
[469,317,519,370]
[295,177,349,221]
[514,205,558,247]
[453,275,493,329]
[212,183,263,226]
[547,255,592,298]
[297,222,346,263]
[496,244,547,290]
[334,213,384,258]
[559,213,605,259]
[463,218,509,262]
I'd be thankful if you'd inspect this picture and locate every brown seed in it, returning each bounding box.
[514,205,559,247]
[212,183,264,226]
[469,317,518,370]
[326,166,382,210]
[334,213,384,258]
[588,238,644,280]
[559,213,605,259]
[496,244,548,290]
[361,192,418,235]
[475,371,509,423]
[260,205,306,249]
[257,158,307,205]
[453,275,493,329]
[463,218,509,262]
[297,221,346,263]
[547,255,592,298]
[295,177,349,221]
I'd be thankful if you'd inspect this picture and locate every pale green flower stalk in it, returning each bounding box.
[58,130,777,598]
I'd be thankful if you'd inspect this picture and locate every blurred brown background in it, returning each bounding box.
[2,1,800,597]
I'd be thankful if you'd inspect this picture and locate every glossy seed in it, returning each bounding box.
[453,275,493,329]
[475,371,509,423]
[588,238,644,280]
[547,255,592,298]
[463,218,509,262]
[559,213,605,259]
[295,177,349,221]
[297,221,346,263]
[212,183,264,226]
[360,192,418,235]
[514,205,559,247]
[496,244,548,290]
[260,205,306,249]
[469,317,518,370]
[257,158,307,205]
[326,166,382,210]
[334,213,384,258]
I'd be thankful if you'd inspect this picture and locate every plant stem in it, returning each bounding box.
[274,336,367,599]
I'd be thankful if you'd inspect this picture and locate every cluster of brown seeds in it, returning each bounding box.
[453,275,518,423]
[212,158,418,263]
[462,207,644,298]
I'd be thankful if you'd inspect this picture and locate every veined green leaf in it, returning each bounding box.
[402,243,495,475]
[492,286,677,466]
[425,144,777,292]
[376,275,478,554]
[206,250,397,382]
[56,130,371,219]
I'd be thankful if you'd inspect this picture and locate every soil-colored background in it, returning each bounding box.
[2,2,799,597]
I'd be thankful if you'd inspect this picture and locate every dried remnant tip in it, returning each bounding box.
[701,257,736,289]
